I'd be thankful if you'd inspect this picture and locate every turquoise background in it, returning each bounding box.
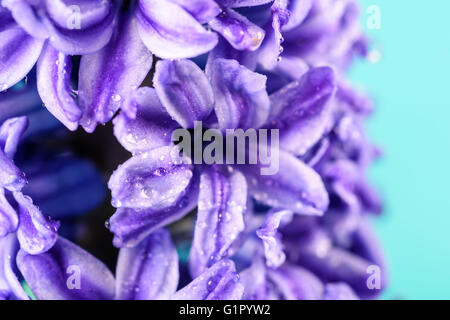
[350,1,450,299]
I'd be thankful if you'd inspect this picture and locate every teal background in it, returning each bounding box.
[350,1,450,299]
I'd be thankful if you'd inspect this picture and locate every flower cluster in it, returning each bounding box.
[0,0,385,300]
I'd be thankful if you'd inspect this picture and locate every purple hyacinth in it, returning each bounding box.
[0,0,385,301]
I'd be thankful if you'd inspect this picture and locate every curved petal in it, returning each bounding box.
[154,59,214,129]
[115,229,178,300]
[173,259,244,300]
[17,237,115,300]
[37,43,81,131]
[215,0,273,8]
[14,192,60,255]
[0,5,15,33]
[323,283,359,300]
[0,27,44,91]
[170,0,220,23]
[239,258,266,300]
[108,146,193,210]
[79,12,153,133]
[42,0,118,55]
[109,179,198,248]
[211,59,270,129]
[0,150,26,192]
[267,264,324,300]
[256,209,293,268]
[113,87,179,154]
[2,0,49,39]
[269,66,336,156]
[0,116,28,159]
[189,167,247,277]
[0,234,28,300]
[209,9,265,51]
[242,149,329,215]
[136,0,218,59]
[0,188,18,237]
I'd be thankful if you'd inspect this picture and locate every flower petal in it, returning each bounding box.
[2,0,49,39]
[79,11,153,133]
[323,283,359,300]
[209,9,265,51]
[0,26,44,91]
[242,149,329,215]
[136,0,218,59]
[14,192,59,255]
[256,209,293,268]
[173,259,244,300]
[17,237,115,300]
[215,0,273,8]
[0,116,28,159]
[239,258,266,300]
[0,234,28,300]
[189,167,247,277]
[268,66,336,156]
[211,59,270,129]
[115,229,178,300]
[113,87,179,154]
[0,150,26,192]
[0,188,18,237]
[37,43,81,131]
[108,146,193,211]
[154,59,214,129]
[109,180,198,248]
[169,0,221,23]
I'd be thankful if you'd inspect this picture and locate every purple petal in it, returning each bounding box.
[42,0,118,55]
[0,188,18,237]
[242,149,329,215]
[215,0,273,8]
[240,258,267,300]
[113,87,179,154]
[109,183,198,248]
[79,11,153,133]
[211,59,270,129]
[136,0,218,59]
[17,237,115,300]
[0,150,26,192]
[256,209,293,268]
[323,283,359,300]
[173,259,244,300]
[268,67,336,156]
[154,59,214,129]
[267,265,324,300]
[0,116,28,159]
[170,0,221,23]
[0,5,15,33]
[0,234,28,300]
[0,26,44,91]
[189,167,247,277]
[115,229,178,300]
[108,146,194,211]
[2,0,49,39]
[37,43,81,131]
[209,9,265,51]
[282,0,313,32]
[14,192,59,255]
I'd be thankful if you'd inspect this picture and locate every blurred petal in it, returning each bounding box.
[173,259,244,300]
[109,180,198,248]
[0,27,44,91]
[0,188,18,237]
[0,5,16,33]
[170,0,220,23]
[14,192,59,255]
[0,234,28,300]
[37,43,81,131]
[154,59,214,129]
[256,209,293,268]
[243,149,329,215]
[136,0,218,59]
[108,146,193,210]
[79,12,153,133]
[323,283,359,300]
[0,116,28,159]
[211,59,270,129]
[240,258,266,300]
[17,237,115,300]
[2,0,49,39]
[189,167,246,277]
[267,265,324,300]
[209,9,265,51]
[215,0,273,8]
[116,229,178,300]
[113,87,179,154]
[268,67,336,156]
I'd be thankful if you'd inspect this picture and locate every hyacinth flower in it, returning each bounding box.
[4,228,243,300]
